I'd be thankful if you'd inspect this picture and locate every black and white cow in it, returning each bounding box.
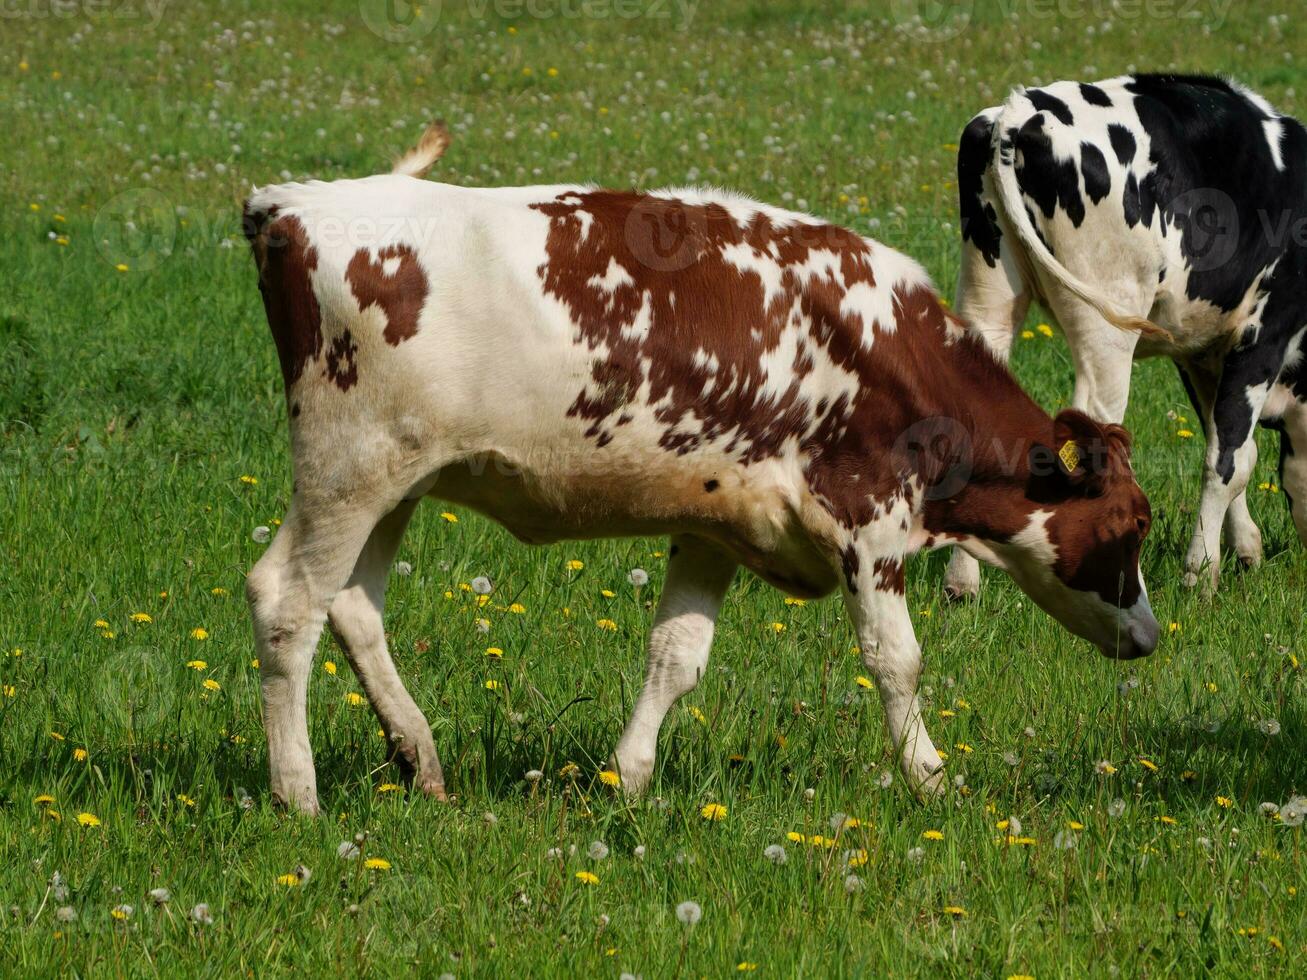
[948,73,1307,595]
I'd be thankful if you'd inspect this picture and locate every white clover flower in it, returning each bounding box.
[337,841,360,860]
[471,576,493,595]
[587,840,609,861]
[675,900,702,926]
[763,844,787,865]
[190,903,213,925]
[628,568,649,586]
[148,888,171,905]
[843,874,864,894]
[394,561,413,577]
[252,525,271,543]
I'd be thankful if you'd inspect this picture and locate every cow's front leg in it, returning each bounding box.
[328,500,447,800]
[1183,342,1279,591]
[1280,397,1307,543]
[246,498,380,815]
[841,546,944,798]
[609,535,736,795]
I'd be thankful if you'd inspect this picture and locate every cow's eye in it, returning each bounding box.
[1135,516,1150,537]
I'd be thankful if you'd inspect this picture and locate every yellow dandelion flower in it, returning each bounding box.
[73,748,87,762]
[34,794,55,806]
[251,659,259,669]
[323,661,337,675]
[76,812,100,827]
[110,906,129,920]
[559,762,580,778]
[1036,323,1054,337]
[2,685,14,698]
[484,679,500,691]
[770,622,786,633]
[846,849,869,867]
[689,706,707,724]
[49,731,64,741]
[177,794,195,807]
[115,263,129,272]
[191,628,209,641]
[938,708,955,718]
[211,587,228,596]
[598,770,621,787]
[1139,758,1158,772]
[1067,820,1085,831]
[566,559,584,570]
[955,743,974,754]
[1021,329,1036,340]
[508,603,526,614]
[943,905,967,917]
[93,619,109,629]
[1216,795,1233,808]
[786,831,805,842]
[701,802,728,821]
[186,660,207,671]
[130,612,152,623]
[1177,429,1194,438]
[364,858,391,871]
[202,678,221,692]
[485,647,504,658]
[345,692,366,706]
[441,512,458,523]
[783,597,807,606]
[574,871,599,885]
[239,474,258,485]
[276,874,300,886]
[738,964,758,973]
[1158,815,1177,825]
[547,66,558,77]
[855,676,873,689]
[1268,935,1284,951]
[596,618,618,631]
[922,829,944,841]
[601,589,616,598]
[378,783,403,793]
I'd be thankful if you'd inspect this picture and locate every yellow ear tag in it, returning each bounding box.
[1058,440,1082,473]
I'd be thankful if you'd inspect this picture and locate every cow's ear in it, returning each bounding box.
[1050,409,1115,490]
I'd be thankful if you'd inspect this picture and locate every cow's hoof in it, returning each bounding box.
[271,791,321,817]
[418,778,450,802]
[1236,550,1262,570]
[943,583,979,603]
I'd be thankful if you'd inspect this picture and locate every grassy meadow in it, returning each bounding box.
[2,0,1306,975]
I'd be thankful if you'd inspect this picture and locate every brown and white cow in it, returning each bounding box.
[242,124,1158,814]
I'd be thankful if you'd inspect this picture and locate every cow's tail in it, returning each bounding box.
[990,93,1169,339]
[392,120,450,178]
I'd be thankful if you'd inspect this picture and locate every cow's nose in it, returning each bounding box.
[1129,614,1160,657]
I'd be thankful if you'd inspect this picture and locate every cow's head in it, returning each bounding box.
[997,410,1158,659]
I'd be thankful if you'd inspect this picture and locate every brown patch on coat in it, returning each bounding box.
[872,557,906,594]
[244,208,323,390]
[326,330,359,392]
[346,245,429,346]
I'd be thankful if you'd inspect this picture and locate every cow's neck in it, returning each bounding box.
[914,335,1055,556]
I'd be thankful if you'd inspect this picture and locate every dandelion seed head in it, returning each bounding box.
[471,576,493,595]
[587,840,610,861]
[628,568,649,586]
[675,900,702,925]
[763,844,787,865]
[190,903,213,925]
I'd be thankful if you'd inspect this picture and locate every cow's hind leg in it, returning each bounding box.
[328,499,447,800]
[246,498,382,814]
[842,529,944,797]
[609,535,736,795]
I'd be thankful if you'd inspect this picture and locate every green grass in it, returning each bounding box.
[2,1,1306,975]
